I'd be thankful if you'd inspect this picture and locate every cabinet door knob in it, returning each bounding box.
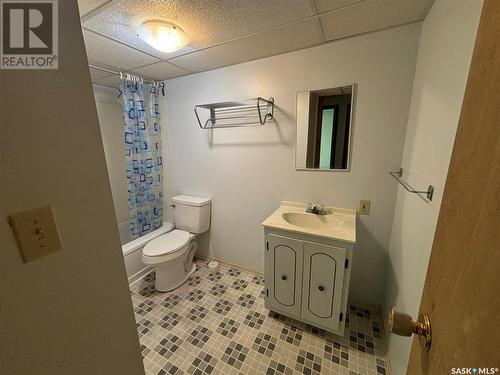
[281,275,287,281]
[318,286,324,291]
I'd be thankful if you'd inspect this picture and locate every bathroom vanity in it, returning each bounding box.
[262,201,356,336]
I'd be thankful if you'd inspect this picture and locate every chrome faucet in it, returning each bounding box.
[306,203,327,215]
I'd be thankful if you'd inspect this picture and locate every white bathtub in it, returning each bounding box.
[119,221,174,284]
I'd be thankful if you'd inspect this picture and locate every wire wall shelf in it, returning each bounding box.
[389,168,435,201]
[194,97,274,129]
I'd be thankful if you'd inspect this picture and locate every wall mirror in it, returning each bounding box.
[296,84,354,171]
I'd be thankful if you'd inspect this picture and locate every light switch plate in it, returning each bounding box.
[8,206,62,263]
[359,200,371,215]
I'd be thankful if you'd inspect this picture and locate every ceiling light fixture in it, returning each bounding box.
[137,20,188,53]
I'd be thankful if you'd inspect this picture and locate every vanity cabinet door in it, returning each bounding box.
[301,241,346,332]
[265,234,303,317]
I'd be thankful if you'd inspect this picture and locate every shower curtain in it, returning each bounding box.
[120,80,163,239]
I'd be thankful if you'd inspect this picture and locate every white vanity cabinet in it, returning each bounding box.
[264,228,353,336]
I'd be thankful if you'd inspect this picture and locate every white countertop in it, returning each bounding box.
[262,201,356,244]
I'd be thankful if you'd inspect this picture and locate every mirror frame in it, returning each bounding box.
[295,83,356,172]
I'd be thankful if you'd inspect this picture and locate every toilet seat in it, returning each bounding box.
[142,230,195,266]
[143,229,191,257]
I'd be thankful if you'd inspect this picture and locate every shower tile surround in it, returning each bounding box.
[131,260,389,375]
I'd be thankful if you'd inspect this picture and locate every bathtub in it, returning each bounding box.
[119,221,174,284]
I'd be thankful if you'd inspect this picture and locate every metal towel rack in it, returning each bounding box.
[389,168,435,201]
[194,97,274,129]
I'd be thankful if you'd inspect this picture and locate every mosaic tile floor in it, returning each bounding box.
[130,260,390,375]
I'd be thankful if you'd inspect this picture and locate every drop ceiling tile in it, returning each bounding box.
[320,0,433,41]
[83,0,316,59]
[168,50,222,73]
[314,0,364,14]
[89,67,111,80]
[92,74,122,89]
[83,29,159,71]
[180,18,324,72]
[78,0,110,17]
[132,62,189,80]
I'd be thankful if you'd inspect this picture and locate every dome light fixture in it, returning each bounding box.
[137,20,188,53]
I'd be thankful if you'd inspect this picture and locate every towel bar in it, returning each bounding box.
[389,168,434,201]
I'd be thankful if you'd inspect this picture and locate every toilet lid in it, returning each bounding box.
[143,230,190,257]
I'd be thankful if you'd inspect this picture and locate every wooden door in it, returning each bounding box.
[407,0,500,373]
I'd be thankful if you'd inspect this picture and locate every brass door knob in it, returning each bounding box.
[388,307,432,351]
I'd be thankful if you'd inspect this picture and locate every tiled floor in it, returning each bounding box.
[130,260,390,375]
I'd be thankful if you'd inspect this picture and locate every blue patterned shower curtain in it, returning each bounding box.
[120,80,163,239]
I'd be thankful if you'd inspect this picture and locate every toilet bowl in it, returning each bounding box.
[142,230,198,292]
[142,195,211,292]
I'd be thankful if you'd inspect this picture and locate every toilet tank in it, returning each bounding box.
[171,195,211,234]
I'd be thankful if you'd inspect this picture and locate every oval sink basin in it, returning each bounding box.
[282,212,343,231]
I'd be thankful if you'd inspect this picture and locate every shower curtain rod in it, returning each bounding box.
[89,64,163,86]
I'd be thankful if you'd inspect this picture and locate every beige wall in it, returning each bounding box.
[162,23,421,305]
[0,1,144,374]
[384,1,484,374]
[94,85,129,225]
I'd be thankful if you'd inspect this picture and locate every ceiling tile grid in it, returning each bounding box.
[83,0,316,55]
[319,0,434,41]
[132,61,189,80]
[78,0,110,17]
[167,49,222,74]
[84,29,159,70]
[314,0,364,14]
[79,0,434,85]
[195,18,325,69]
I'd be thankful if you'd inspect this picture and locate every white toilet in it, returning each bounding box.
[142,195,211,292]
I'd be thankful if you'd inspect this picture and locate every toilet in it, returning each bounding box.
[142,195,211,292]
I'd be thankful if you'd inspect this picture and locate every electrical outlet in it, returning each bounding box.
[8,206,62,263]
[359,200,371,215]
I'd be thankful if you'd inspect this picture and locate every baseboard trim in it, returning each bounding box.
[194,255,264,277]
[128,266,152,287]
